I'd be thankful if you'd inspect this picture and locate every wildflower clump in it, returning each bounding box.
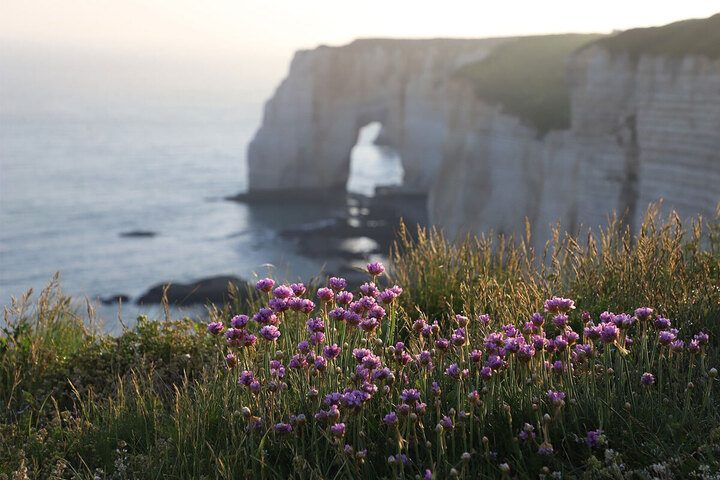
[202,261,717,479]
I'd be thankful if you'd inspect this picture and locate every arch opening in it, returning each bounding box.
[346,122,404,197]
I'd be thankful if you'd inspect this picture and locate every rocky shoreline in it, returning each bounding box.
[126,189,426,306]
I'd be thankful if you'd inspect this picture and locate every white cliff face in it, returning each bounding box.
[248,37,720,248]
[247,39,506,193]
[429,46,720,250]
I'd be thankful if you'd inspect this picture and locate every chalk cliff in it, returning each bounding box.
[247,16,720,247]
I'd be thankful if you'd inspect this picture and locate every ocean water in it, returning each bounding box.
[0,103,403,332]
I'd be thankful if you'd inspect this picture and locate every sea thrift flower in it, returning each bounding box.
[306,317,325,333]
[253,308,278,325]
[273,423,292,434]
[270,360,285,378]
[344,311,362,327]
[519,423,536,441]
[273,285,293,299]
[383,412,398,425]
[440,416,454,430]
[614,313,635,329]
[670,339,685,353]
[641,372,655,386]
[418,351,433,367]
[331,423,346,438]
[538,442,554,455]
[259,325,280,341]
[323,344,341,360]
[547,390,566,407]
[287,297,303,312]
[314,356,327,372]
[585,325,602,341]
[688,339,701,354]
[256,278,275,293]
[360,282,380,298]
[553,314,568,329]
[566,330,580,345]
[531,312,545,327]
[390,285,403,296]
[359,296,377,310]
[359,318,380,333]
[581,311,592,323]
[329,307,346,320]
[317,288,334,303]
[445,363,461,378]
[585,429,605,448]
[479,366,493,379]
[478,313,491,325]
[290,283,306,296]
[230,315,249,329]
[378,289,398,304]
[241,333,257,347]
[225,353,237,369]
[432,338,449,352]
[310,332,325,345]
[336,291,353,305]
[329,277,347,291]
[207,322,224,334]
[401,389,421,404]
[451,328,466,346]
[634,307,653,321]
[469,349,483,363]
[544,296,575,314]
[517,344,535,363]
[353,349,372,363]
[288,355,307,369]
[695,331,709,346]
[486,355,504,370]
[238,370,255,386]
[300,299,315,314]
[502,324,519,337]
[658,330,677,346]
[367,261,385,276]
[368,305,386,320]
[653,316,672,330]
[600,323,619,344]
[268,298,288,312]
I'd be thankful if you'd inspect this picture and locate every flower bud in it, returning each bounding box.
[709,367,718,378]
[241,406,251,418]
[624,402,632,410]
[275,350,283,360]
[435,423,444,433]
[409,413,418,422]
[482,436,489,445]
[450,468,459,477]
[387,456,396,465]
[499,463,510,473]
[461,452,471,462]
[543,413,551,424]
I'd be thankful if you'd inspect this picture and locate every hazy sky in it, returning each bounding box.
[4,0,718,58]
[2,1,718,113]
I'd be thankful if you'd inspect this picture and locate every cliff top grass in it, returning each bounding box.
[2,204,719,479]
[455,33,605,135]
[591,13,720,60]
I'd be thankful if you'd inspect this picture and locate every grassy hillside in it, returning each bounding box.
[592,13,720,60]
[455,34,605,135]
[1,205,719,479]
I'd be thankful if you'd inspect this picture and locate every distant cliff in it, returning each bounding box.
[247,15,720,248]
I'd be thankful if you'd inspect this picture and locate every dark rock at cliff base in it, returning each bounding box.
[226,187,347,204]
[136,275,248,306]
[100,294,130,305]
[120,230,157,238]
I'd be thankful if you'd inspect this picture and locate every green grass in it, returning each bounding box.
[454,34,605,135]
[591,13,720,60]
[1,204,719,479]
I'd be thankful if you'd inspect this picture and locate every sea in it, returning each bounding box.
[0,50,404,333]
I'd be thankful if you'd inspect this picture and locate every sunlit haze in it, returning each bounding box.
[3,1,719,60]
